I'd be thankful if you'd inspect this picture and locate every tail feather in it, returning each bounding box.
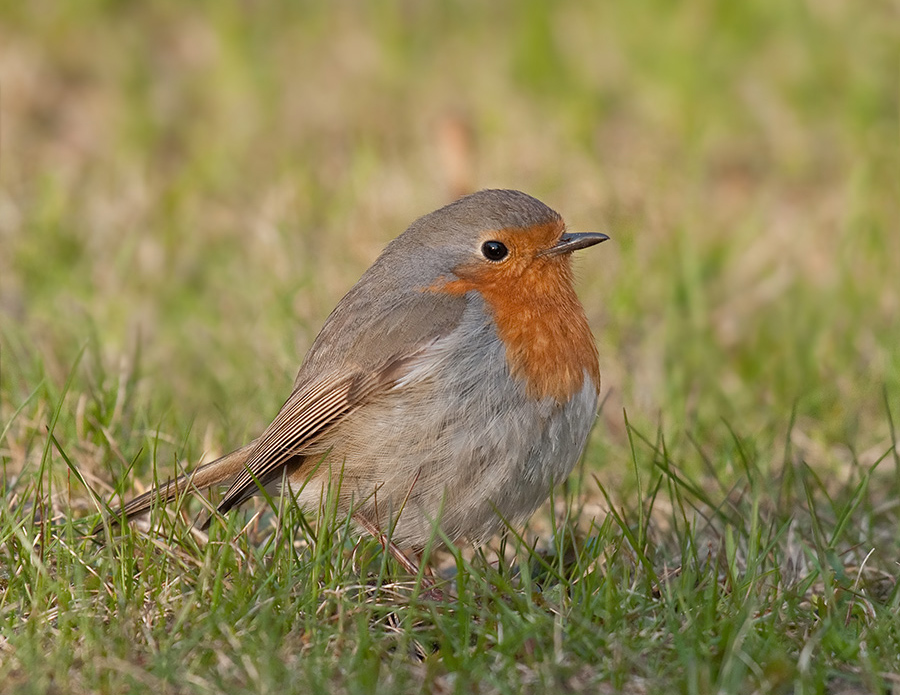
[95,441,257,532]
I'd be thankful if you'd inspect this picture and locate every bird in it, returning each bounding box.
[101,189,608,567]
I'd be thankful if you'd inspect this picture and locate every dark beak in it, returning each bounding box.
[541,231,610,257]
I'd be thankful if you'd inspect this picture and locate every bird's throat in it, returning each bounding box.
[432,259,600,403]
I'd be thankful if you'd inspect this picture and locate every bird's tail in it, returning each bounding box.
[94,441,257,532]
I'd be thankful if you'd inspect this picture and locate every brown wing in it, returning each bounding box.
[216,270,468,515]
[214,352,416,515]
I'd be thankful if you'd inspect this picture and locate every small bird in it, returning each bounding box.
[104,189,607,565]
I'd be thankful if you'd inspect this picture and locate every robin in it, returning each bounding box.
[103,189,608,568]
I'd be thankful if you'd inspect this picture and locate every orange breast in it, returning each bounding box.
[433,244,600,403]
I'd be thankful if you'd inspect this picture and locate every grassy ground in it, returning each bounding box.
[2,1,899,692]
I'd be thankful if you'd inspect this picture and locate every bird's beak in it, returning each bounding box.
[540,231,610,257]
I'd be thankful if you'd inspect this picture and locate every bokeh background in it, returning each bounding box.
[2,0,898,540]
[2,2,900,692]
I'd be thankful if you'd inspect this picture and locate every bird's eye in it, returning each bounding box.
[481,240,509,262]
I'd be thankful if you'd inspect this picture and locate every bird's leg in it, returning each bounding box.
[353,514,448,601]
[356,470,439,583]
[355,514,422,576]
[408,547,447,602]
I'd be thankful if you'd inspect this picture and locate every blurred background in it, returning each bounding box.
[1,0,898,498]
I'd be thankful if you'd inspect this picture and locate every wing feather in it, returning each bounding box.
[215,353,416,514]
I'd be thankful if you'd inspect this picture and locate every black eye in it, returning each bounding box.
[481,240,508,261]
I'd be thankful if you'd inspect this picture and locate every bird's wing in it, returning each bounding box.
[214,352,418,514]
[217,270,470,516]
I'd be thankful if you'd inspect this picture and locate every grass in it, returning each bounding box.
[2,0,900,692]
